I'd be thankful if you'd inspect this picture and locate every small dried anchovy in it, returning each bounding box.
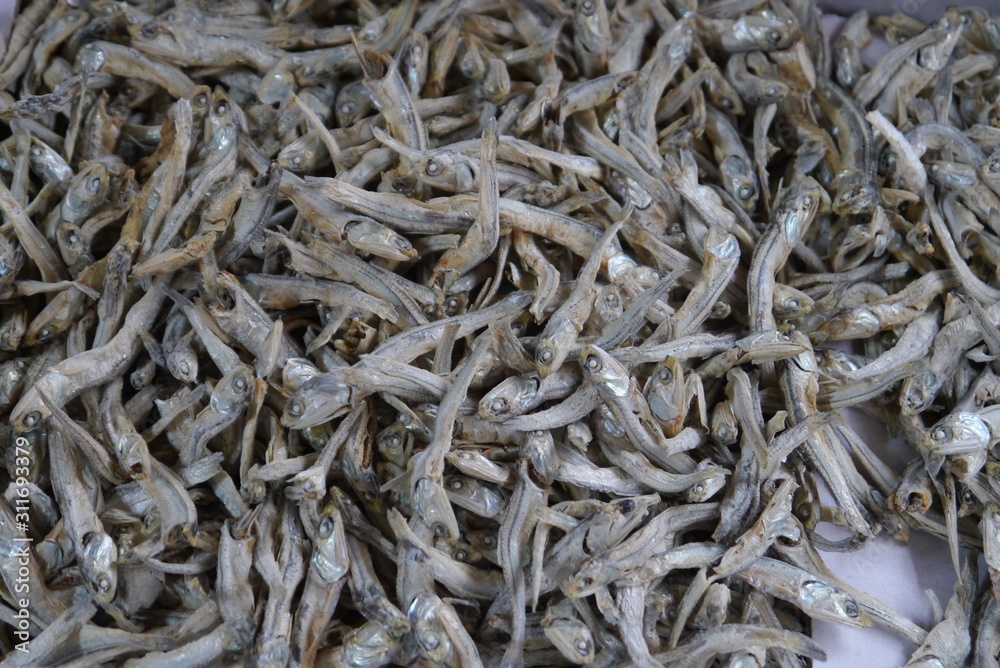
[0,0,997,666]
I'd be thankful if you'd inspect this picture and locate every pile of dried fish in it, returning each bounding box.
[4,0,1000,665]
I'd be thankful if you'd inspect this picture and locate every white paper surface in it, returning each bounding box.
[0,1,15,45]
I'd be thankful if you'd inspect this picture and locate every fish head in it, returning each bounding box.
[927,412,991,456]
[800,580,870,628]
[210,364,255,416]
[81,531,118,604]
[478,375,538,420]
[579,345,629,397]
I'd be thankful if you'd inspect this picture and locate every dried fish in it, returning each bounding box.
[0,2,995,665]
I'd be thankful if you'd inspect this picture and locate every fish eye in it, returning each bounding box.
[66,230,78,243]
[532,430,545,438]
[693,483,705,495]
[455,549,469,561]
[425,160,442,177]
[963,490,976,504]
[179,361,190,375]
[449,479,463,490]
[164,11,174,20]
[489,399,507,414]
[720,98,734,110]
[234,377,247,391]
[317,517,334,538]
[29,146,42,157]
[194,93,208,107]
[340,102,355,117]
[788,298,800,309]
[446,298,460,313]
[216,102,229,114]
[604,293,618,306]
[87,175,102,193]
[658,368,672,382]
[765,86,781,97]
[738,184,754,199]
[432,523,447,537]
[990,161,1000,173]
[421,632,440,649]
[139,23,158,38]
[584,354,602,372]
[538,347,554,364]
[767,29,782,45]
[288,400,304,417]
[387,433,401,447]
[579,0,595,15]
[38,326,54,341]
[844,600,859,618]
[482,534,496,546]
[292,155,302,166]
[931,426,953,442]
[97,576,111,592]
[23,411,40,427]
[575,640,591,654]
